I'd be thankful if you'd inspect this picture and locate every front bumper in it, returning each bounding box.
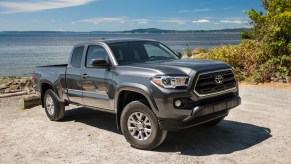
[158,95,241,131]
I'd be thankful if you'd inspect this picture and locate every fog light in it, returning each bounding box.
[174,99,182,107]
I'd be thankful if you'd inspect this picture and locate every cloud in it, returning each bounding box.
[220,20,248,24]
[160,19,186,24]
[244,25,253,28]
[79,17,126,24]
[192,19,210,23]
[134,19,150,24]
[178,9,212,13]
[138,21,148,24]
[0,0,94,14]
[78,18,150,25]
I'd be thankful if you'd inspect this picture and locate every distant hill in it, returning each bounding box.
[122,28,176,33]
[122,28,249,34]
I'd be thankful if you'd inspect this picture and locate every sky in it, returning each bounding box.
[0,0,264,32]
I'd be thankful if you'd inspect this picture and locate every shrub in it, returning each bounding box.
[194,40,259,81]
[192,0,291,83]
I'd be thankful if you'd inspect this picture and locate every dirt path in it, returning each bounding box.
[1,86,291,163]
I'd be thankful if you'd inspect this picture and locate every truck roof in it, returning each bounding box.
[79,38,157,45]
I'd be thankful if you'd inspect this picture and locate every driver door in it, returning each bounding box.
[81,45,113,110]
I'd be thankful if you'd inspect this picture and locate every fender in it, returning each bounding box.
[114,82,159,113]
[114,83,160,129]
[39,79,62,107]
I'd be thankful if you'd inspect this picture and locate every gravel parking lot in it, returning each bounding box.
[1,86,291,163]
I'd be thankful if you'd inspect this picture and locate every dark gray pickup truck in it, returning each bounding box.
[33,38,241,150]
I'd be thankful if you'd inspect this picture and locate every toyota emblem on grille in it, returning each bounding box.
[214,75,224,84]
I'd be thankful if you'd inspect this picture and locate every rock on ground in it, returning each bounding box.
[0,76,33,94]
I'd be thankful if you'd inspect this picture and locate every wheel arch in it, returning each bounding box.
[115,83,158,129]
[40,80,60,107]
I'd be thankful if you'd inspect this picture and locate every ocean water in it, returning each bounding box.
[0,32,241,76]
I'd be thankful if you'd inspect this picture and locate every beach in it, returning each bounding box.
[1,85,291,163]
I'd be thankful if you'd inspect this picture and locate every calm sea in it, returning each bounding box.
[0,32,241,77]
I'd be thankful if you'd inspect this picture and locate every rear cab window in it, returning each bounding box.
[70,46,84,68]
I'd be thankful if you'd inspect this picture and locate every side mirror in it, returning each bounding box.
[175,52,182,59]
[90,58,110,67]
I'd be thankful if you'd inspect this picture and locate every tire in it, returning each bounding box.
[202,117,224,126]
[120,100,167,150]
[43,89,65,121]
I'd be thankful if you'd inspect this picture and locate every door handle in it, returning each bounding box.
[82,73,89,79]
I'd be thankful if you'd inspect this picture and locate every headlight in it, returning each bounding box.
[151,75,189,88]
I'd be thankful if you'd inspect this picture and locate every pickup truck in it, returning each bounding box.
[33,38,241,150]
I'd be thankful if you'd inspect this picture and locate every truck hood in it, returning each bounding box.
[116,59,231,76]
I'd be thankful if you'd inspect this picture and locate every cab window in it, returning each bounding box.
[86,45,109,68]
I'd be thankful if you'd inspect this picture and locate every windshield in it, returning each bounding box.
[109,41,179,65]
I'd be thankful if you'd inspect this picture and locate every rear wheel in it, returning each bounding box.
[120,100,167,150]
[43,89,65,121]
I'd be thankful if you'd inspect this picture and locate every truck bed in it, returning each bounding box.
[37,64,68,68]
[34,64,68,93]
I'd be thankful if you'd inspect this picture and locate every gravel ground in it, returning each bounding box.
[0,86,291,164]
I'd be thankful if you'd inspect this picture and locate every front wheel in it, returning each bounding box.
[120,101,167,150]
[43,89,65,121]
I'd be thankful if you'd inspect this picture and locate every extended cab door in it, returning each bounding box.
[81,45,113,110]
[66,46,84,104]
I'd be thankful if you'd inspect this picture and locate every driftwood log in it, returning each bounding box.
[0,91,27,98]
[22,94,41,109]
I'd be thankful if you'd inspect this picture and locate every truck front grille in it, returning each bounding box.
[194,69,236,96]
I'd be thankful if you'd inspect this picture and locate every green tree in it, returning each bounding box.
[240,29,255,39]
[246,0,291,82]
